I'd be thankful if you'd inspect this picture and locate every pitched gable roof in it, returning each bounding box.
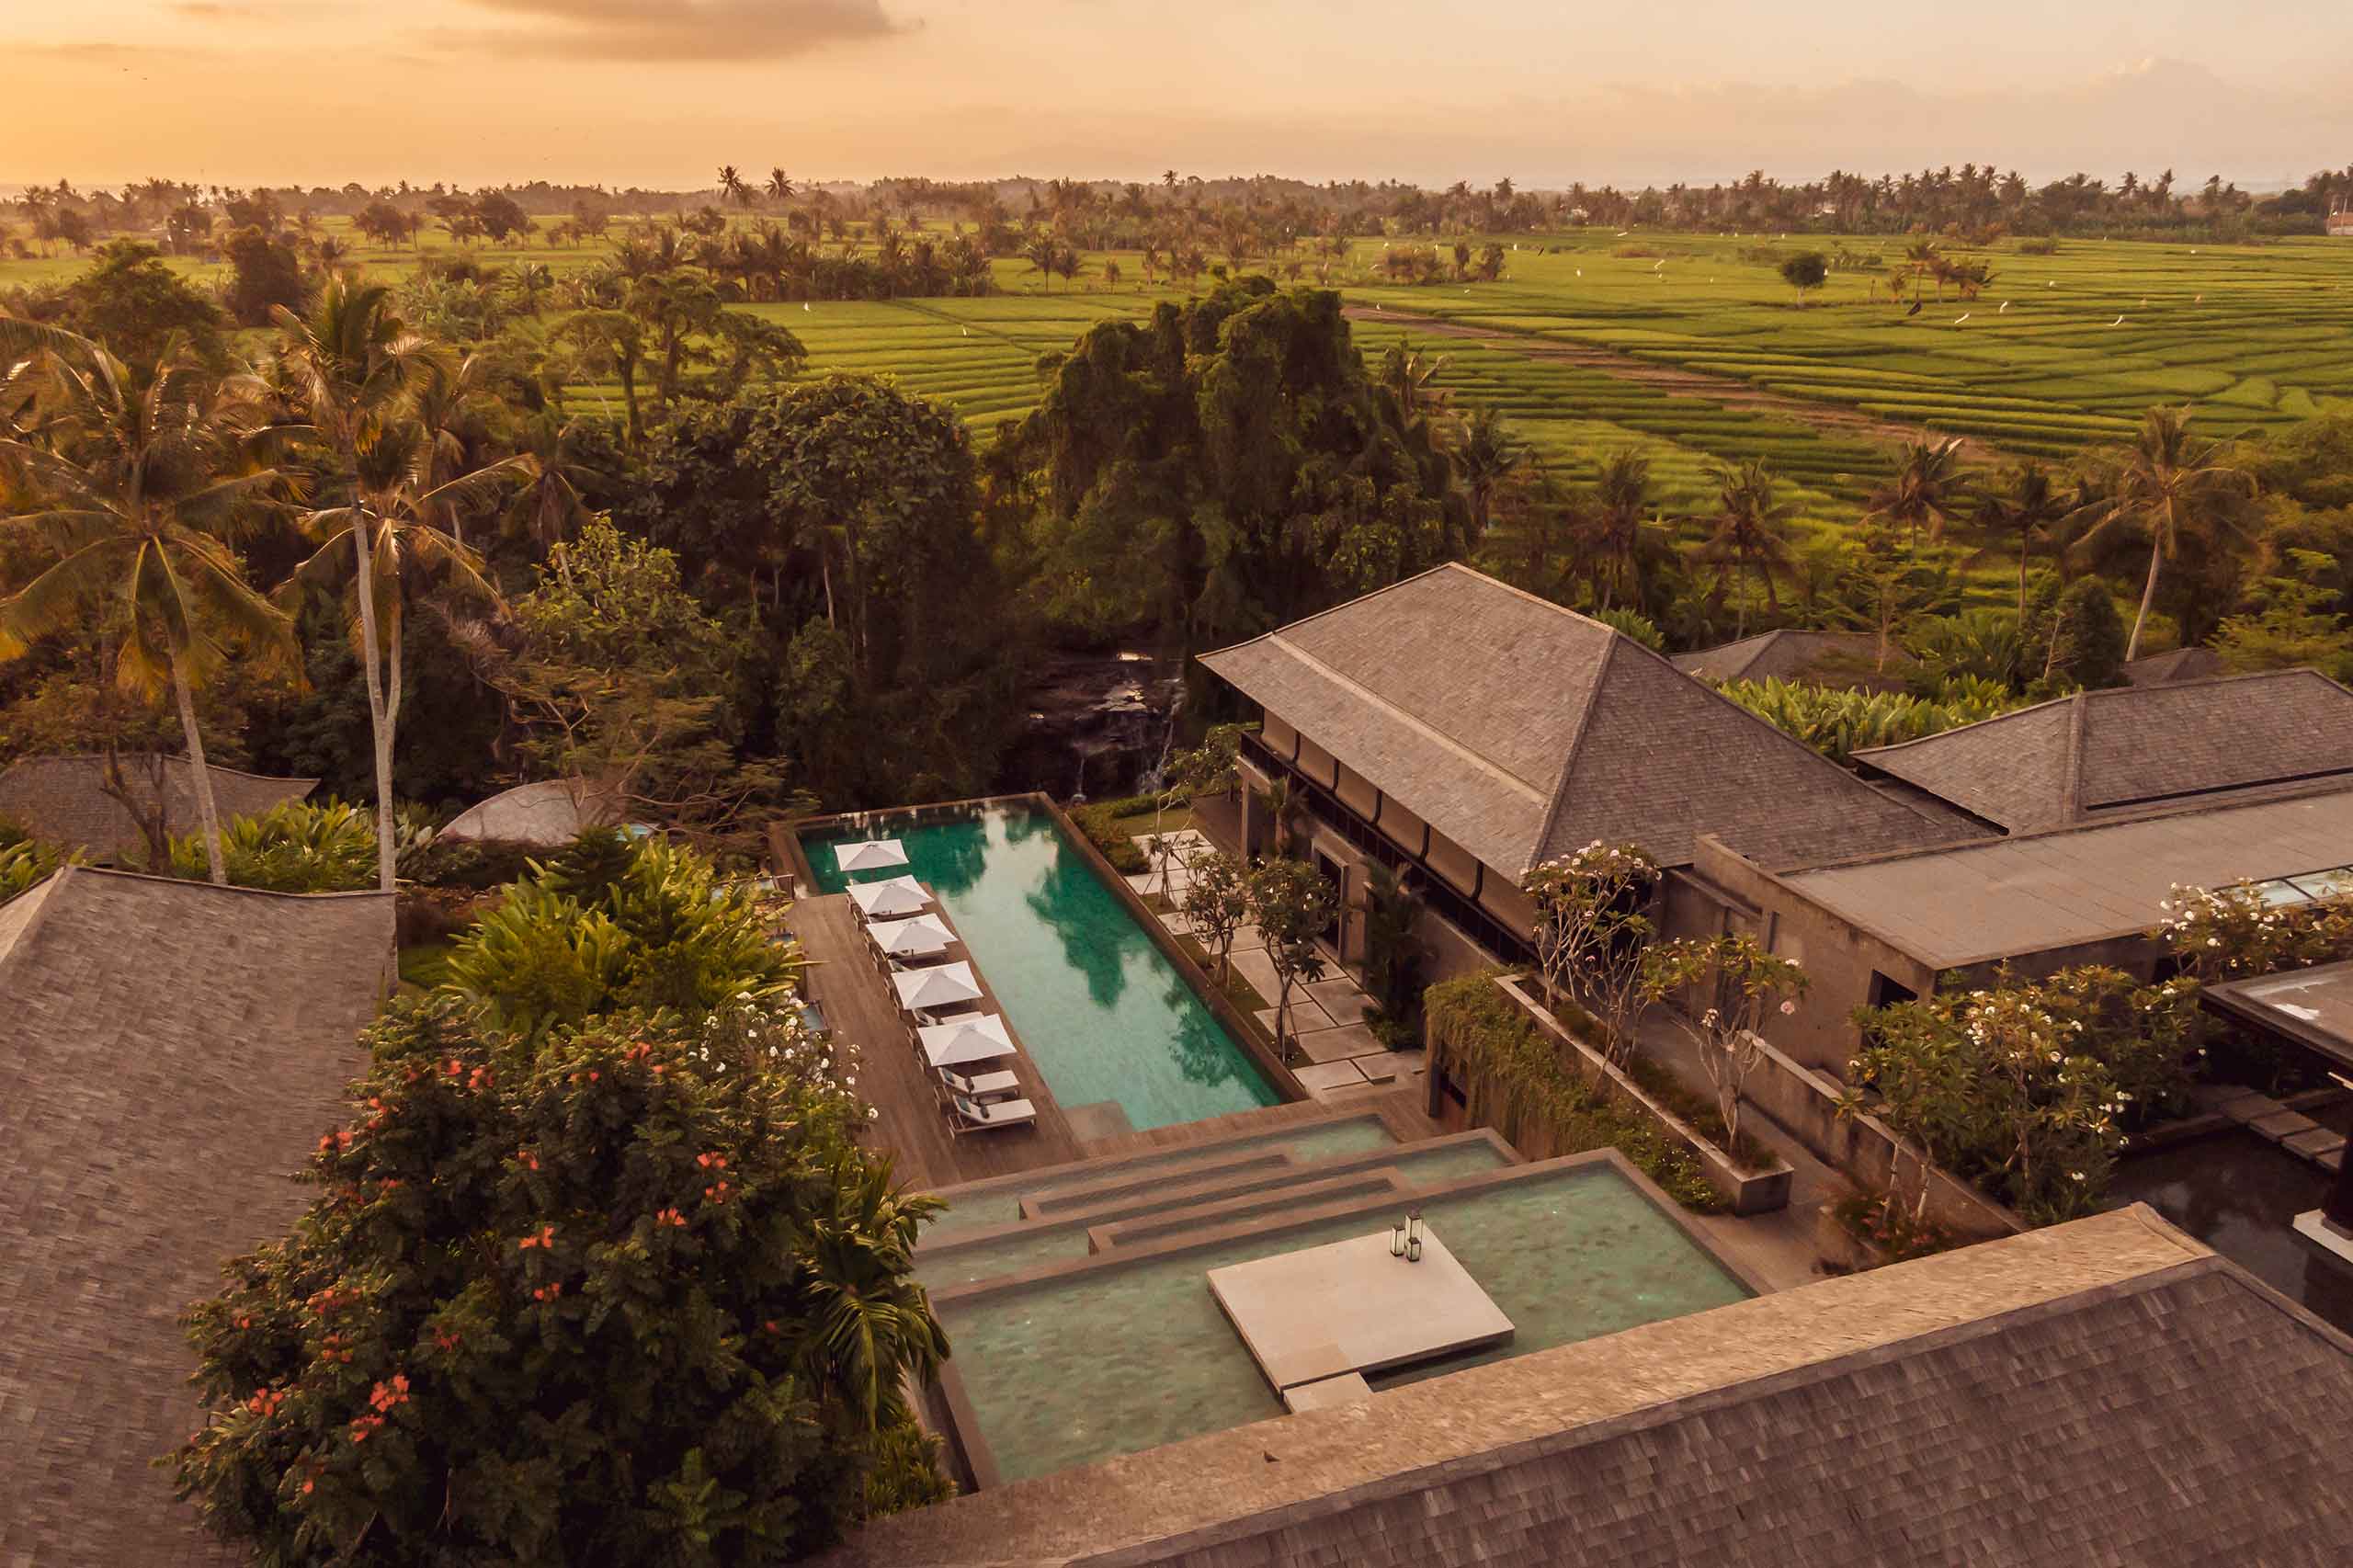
[1671,629,1911,689]
[0,754,316,861]
[1854,669,2353,834]
[0,869,392,1567]
[1199,565,1977,873]
[830,1208,2353,1568]
[2121,646,2225,687]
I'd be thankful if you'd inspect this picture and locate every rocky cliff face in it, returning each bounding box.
[994,650,1184,802]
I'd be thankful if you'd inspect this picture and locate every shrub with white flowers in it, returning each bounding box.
[2156,881,2353,983]
[1523,841,1663,1061]
[1849,967,2161,1224]
[1637,932,1806,1149]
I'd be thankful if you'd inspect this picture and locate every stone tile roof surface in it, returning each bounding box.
[0,754,315,861]
[1199,565,1977,873]
[1670,629,1910,687]
[1853,669,2353,834]
[832,1208,2353,1568]
[0,868,392,1568]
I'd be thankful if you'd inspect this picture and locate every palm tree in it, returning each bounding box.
[1866,436,1972,551]
[277,416,515,792]
[1584,449,1654,610]
[1699,458,1800,638]
[715,165,750,210]
[1971,460,2068,618]
[500,411,597,550]
[267,281,438,892]
[790,1154,947,1427]
[2069,405,2253,661]
[0,328,297,883]
[1449,405,1526,551]
[765,167,796,207]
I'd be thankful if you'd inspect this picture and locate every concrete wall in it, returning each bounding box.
[1688,837,1939,1075]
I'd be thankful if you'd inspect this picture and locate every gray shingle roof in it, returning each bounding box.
[1853,669,2353,834]
[1199,565,1979,873]
[1671,629,1912,689]
[0,868,392,1568]
[831,1207,2353,1568]
[0,754,316,861]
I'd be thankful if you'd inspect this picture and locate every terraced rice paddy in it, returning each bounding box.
[1346,232,2353,461]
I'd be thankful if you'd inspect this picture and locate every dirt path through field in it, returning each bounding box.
[1341,305,2005,462]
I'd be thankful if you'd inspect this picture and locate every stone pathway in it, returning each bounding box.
[2211,1086,2348,1174]
[1132,830,1420,1105]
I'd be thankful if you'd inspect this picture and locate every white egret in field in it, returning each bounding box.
[2111,314,2126,325]
[2047,280,2055,287]
[1955,313,1972,324]
[1999,301,2010,312]
[2196,294,2204,302]
[1575,268,1583,278]
[803,301,812,311]
[1616,230,1629,237]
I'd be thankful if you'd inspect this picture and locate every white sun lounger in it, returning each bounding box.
[948,1092,1037,1135]
[938,1066,1021,1102]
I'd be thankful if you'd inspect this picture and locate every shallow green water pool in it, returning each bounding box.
[942,1162,1754,1483]
[801,802,1278,1132]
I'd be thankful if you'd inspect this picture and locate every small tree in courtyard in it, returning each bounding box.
[171,996,949,1566]
[1179,847,1252,987]
[1641,933,1806,1149]
[1248,858,1336,1061]
[1523,841,1661,1036]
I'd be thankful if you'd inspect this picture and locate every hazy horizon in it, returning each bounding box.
[10,2,2353,192]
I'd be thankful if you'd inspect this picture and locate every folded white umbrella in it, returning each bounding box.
[892,960,982,1013]
[920,1013,1015,1068]
[848,876,929,918]
[870,913,955,959]
[835,838,909,873]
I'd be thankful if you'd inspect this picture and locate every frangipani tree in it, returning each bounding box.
[1640,932,1806,1149]
[1523,841,1661,1048]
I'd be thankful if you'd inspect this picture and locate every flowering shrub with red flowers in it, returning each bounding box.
[171,995,948,1567]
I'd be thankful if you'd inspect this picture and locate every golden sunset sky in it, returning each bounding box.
[10,0,2353,188]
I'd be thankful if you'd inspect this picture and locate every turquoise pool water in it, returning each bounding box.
[801,804,1278,1131]
[942,1163,1754,1483]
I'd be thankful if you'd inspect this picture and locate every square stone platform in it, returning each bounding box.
[1207,1226,1513,1392]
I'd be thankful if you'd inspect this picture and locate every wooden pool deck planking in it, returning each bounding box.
[789,889,1447,1192]
[790,891,1086,1187]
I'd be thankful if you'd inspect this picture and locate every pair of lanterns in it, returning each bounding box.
[1389,1210,1424,1263]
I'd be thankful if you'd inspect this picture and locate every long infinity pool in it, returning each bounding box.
[801,802,1278,1131]
[941,1162,1755,1483]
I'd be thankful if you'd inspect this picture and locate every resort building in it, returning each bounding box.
[0,868,393,1566]
[1695,782,2353,1068]
[837,1205,2353,1566]
[1671,627,1913,690]
[0,753,315,862]
[1848,668,2353,835]
[1197,565,1984,977]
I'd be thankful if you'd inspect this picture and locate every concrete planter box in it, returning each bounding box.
[1495,977,1794,1216]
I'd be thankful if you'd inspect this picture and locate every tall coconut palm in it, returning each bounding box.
[1699,458,1800,638]
[766,167,796,206]
[267,280,438,892]
[1449,405,1527,552]
[0,328,297,883]
[2069,404,2253,661]
[1866,436,1972,551]
[500,411,597,551]
[1971,460,2069,618]
[1584,449,1654,611]
[277,416,516,790]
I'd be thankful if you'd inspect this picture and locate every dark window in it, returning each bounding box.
[1866,970,1918,1008]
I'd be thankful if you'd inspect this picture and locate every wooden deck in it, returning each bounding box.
[791,891,1086,1188]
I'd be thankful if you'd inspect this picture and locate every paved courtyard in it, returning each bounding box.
[1130,829,1423,1105]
